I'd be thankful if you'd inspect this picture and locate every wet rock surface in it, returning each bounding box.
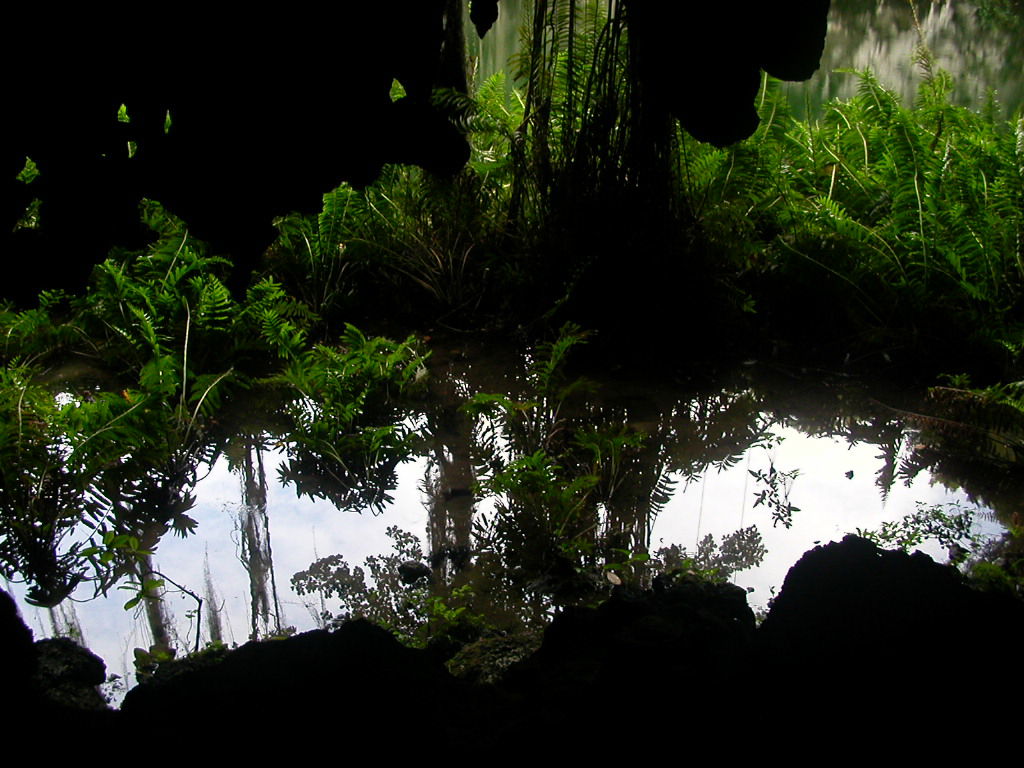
[4,535,1022,751]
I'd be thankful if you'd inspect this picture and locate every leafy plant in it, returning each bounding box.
[855,500,985,557]
[266,72,527,324]
[464,323,680,612]
[0,209,434,609]
[654,526,768,583]
[720,66,1024,358]
[750,459,801,529]
[292,526,437,645]
[275,325,428,512]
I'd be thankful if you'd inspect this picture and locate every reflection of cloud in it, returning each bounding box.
[651,427,991,612]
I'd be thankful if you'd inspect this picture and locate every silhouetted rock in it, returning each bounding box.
[2,3,833,304]
[120,619,488,755]
[1,588,115,733]
[471,0,500,37]
[761,534,1024,667]
[1,3,469,303]
[759,534,1024,742]
[7,533,1021,753]
[34,637,108,712]
[627,2,831,146]
[0,588,35,704]
[496,577,759,744]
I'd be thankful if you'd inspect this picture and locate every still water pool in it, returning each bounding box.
[7,349,1008,701]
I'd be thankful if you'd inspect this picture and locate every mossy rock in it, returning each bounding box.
[446,631,543,685]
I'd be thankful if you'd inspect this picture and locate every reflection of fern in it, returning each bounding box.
[878,389,1024,465]
[649,472,677,517]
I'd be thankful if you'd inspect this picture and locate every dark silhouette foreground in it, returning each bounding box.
[4,534,1020,754]
[3,2,831,305]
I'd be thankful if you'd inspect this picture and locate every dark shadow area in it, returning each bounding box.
[2,3,468,302]
[4,535,1021,755]
[628,2,830,146]
[3,2,829,307]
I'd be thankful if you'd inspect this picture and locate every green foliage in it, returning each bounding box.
[968,560,1018,595]
[0,217,299,602]
[883,381,1024,503]
[692,68,1024,353]
[1,210,433,605]
[459,323,773,620]
[275,326,428,511]
[268,185,370,321]
[292,526,432,644]
[423,584,489,645]
[267,71,527,322]
[292,526,490,649]
[131,634,242,684]
[464,322,594,452]
[750,460,801,529]
[971,0,1024,25]
[7,2,1023,636]
[16,156,40,184]
[654,525,767,583]
[855,500,984,556]
[133,642,176,681]
[264,4,1020,354]
[465,323,661,608]
[855,501,1024,599]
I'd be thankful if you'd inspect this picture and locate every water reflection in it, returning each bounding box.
[8,1,1022,701]
[9,332,1015,700]
[473,1,1024,115]
[788,0,1024,116]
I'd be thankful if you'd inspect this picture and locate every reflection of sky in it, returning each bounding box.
[650,426,997,613]
[6,425,1000,702]
[7,449,432,701]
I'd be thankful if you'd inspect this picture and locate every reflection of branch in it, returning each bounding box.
[143,568,203,654]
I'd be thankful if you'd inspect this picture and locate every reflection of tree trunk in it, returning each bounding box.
[48,599,85,644]
[202,548,224,645]
[425,377,476,584]
[602,496,654,585]
[237,439,284,640]
[137,551,172,651]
